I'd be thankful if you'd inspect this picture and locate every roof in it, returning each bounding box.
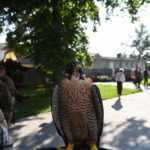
[16,55,34,65]
[92,55,145,62]
[3,51,17,62]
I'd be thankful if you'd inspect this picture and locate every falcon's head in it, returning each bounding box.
[64,61,85,79]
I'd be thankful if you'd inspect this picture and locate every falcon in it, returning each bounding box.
[51,61,104,150]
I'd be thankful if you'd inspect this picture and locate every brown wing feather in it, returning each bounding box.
[58,79,101,144]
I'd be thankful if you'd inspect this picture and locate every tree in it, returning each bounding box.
[117,53,127,58]
[129,51,138,58]
[129,24,150,59]
[1,0,99,83]
[0,0,150,83]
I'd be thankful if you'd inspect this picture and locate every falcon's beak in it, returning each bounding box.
[73,64,83,74]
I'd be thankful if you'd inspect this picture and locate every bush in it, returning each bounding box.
[89,75,112,82]
[99,75,112,82]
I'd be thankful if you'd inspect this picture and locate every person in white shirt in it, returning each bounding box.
[115,68,125,100]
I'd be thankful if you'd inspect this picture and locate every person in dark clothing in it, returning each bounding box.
[0,66,29,103]
[134,66,138,87]
[115,68,125,100]
[143,69,149,87]
[135,68,142,88]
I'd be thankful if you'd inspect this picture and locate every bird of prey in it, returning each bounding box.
[51,61,104,150]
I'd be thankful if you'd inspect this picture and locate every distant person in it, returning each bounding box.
[143,69,149,87]
[134,66,138,87]
[135,68,142,88]
[0,65,29,103]
[0,66,16,99]
[115,68,125,100]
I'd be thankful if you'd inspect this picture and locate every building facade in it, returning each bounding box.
[85,54,145,78]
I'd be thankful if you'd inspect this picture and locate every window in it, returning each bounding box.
[119,62,122,67]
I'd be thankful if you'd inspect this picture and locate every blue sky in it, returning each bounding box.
[0,4,150,57]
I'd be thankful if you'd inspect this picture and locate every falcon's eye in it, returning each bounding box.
[78,67,83,74]
[65,61,84,75]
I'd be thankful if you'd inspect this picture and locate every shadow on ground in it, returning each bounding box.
[101,117,150,150]
[111,99,123,111]
[10,117,150,150]
[10,121,65,150]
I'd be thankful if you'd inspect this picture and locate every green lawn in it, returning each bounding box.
[14,85,51,119]
[141,78,150,85]
[97,84,141,100]
[14,84,141,119]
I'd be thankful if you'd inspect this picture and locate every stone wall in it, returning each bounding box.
[19,68,150,85]
[84,68,112,77]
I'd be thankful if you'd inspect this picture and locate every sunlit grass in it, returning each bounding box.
[141,78,150,85]
[97,84,141,100]
[14,84,141,119]
[14,85,51,119]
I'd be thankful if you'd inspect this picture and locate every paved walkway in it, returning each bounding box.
[9,82,150,150]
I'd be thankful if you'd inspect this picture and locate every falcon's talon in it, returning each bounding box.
[66,143,74,150]
[56,147,65,150]
[90,144,98,150]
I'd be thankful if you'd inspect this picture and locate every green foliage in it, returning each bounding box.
[101,0,150,22]
[145,63,150,70]
[0,0,150,83]
[129,24,150,59]
[129,51,138,58]
[0,0,98,83]
[117,53,128,58]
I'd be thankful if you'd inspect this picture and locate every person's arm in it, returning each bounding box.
[0,109,8,129]
[123,73,125,82]
[115,73,118,81]
[0,110,13,149]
